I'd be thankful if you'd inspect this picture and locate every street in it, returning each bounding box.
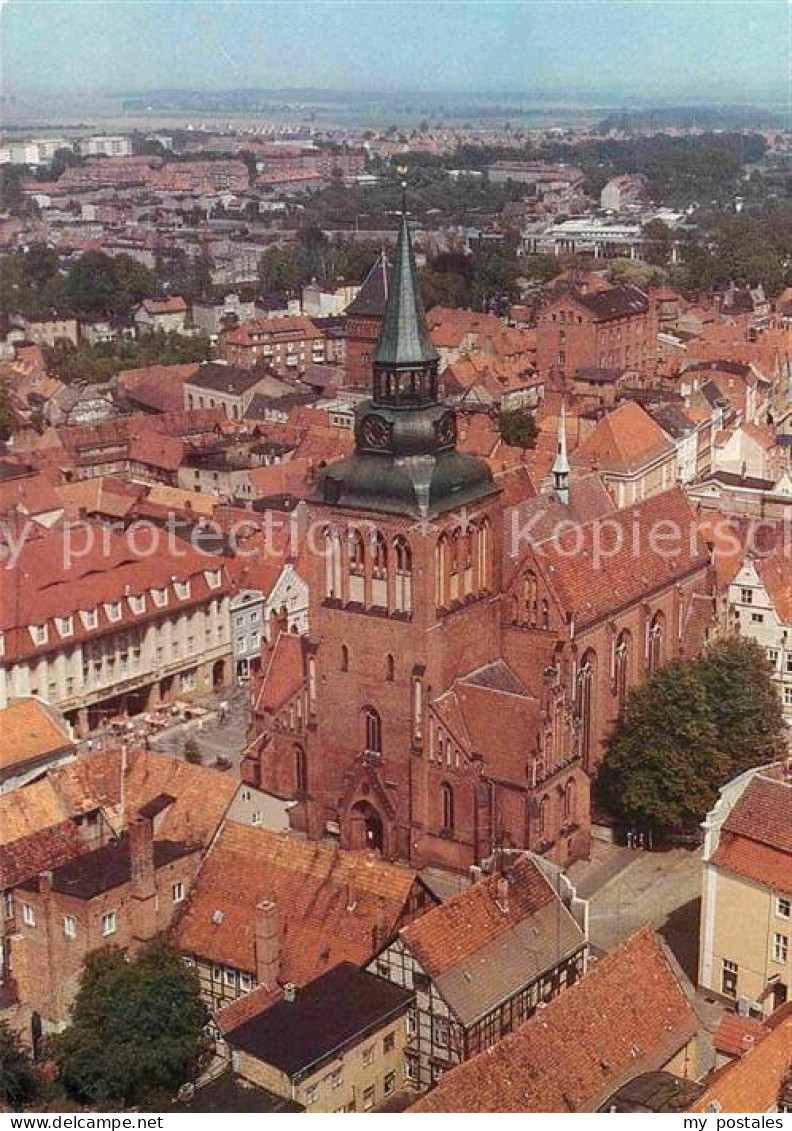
[149,686,252,771]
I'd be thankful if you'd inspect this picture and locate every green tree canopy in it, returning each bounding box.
[641,218,673,267]
[55,940,208,1107]
[44,331,211,385]
[499,408,538,450]
[0,1022,41,1109]
[0,379,20,443]
[597,637,787,833]
[696,636,786,776]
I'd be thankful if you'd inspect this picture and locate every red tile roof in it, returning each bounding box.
[0,698,74,772]
[254,632,306,712]
[690,1005,792,1113]
[525,487,710,629]
[0,523,228,663]
[572,402,675,475]
[49,748,238,847]
[410,928,699,1113]
[0,819,86,890]
[140,296,187,315]
[174,822,429,982]
[713,1012,767,1059]
[711,771,792,893]
[401,855,557,980]
[723,771,792,853]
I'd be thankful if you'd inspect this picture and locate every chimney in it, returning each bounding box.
[129,815,157,943]
[130,816,155,893]
[255,898,280,990]
[283,982,296,1003]
[38,870,53,895]
[496,876,509,914]
[469,864,483,886]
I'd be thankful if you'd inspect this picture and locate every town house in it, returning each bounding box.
[368,854,587,1091]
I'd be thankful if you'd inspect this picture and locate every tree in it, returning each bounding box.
[598,637,787,833]
[258,245,305,295]
[183,737,203,765]
[64,251,158,319]
[607,258,666,289]
[597,660,726,833]
[642,218,673,267]
[55,941,208,1107]
[0,166,25,214]
[0,1022,40,1108]
[499,408,538,450]
[0,379,19,443]
[420,268,470,310]
[697,636,786,776]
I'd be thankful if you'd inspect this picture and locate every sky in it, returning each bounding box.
[0,0,789,100]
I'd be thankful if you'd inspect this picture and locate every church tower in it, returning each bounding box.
[295,209,503,864]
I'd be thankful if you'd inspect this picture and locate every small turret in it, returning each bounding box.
[552,401,570,506]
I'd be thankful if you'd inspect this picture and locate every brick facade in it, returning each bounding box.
[536,284,658,384]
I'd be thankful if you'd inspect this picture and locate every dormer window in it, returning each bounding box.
[205,569,222,590]
[105,601,122,622]
[151,587,168,608]
[56,616,73,638]
[174,580,191,601]
[80,609,98,630]
[128,594,146,615]
[30,624,48,647]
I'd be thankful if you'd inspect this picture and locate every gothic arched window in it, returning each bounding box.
[441,782,455,833]
[371,530,388,607]
[323,527,342,599]
[462,526,474,596]
[393,537,412,614]
[449,528,461,602]
[477,518,491,591]
[614,630,632,710]
[295,745,308,793]
[363,706,382,755]
[347,528,365,604]
[523,571,538,627]
[372,531,388,577]
[576,650,596,768]
[436,533,449,609]
[563,778,576,823]
[648,611,664,673]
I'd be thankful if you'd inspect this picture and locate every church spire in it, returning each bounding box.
[552,401,570,506]
[373,198,438,375]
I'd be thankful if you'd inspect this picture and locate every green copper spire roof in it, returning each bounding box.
[373,213,439,369]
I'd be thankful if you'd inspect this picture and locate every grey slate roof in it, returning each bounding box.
[224,963,412,1078]
[373,216,439,369]
[434,898,585,1028]
[345,252,392,318]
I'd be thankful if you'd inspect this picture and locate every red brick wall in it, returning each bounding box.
[536,299,657,383]
[345,313,382,389]
[8,850,202,1029]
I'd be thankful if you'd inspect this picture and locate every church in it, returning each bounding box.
[243,210,714,872]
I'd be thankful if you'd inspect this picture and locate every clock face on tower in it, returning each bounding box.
[360,413,390,450]
[436,412,457,447]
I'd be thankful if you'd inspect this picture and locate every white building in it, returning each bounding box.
[0,525,233,737]
[728,552,792,724]
[81,135,132,158]
[0,138,68,166]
